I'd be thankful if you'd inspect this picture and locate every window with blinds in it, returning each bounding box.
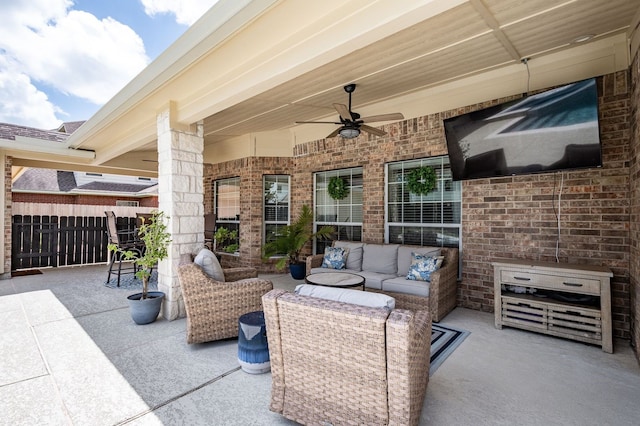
[264,175,290,247]
[314,167,363,254]
[214,177,240,245]
[116,200,139,207]
[386,156,461,249]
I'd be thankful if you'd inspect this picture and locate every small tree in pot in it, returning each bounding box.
[261,204,333,279]
[108,210,171,324]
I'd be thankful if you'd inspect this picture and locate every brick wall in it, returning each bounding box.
[205,157,294,269]
[460,72,631,339]
[12,193,158,207]
[206,72,633,339]
[630,52,640,359]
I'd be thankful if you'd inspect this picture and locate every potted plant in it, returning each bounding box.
[261,204,333,279]
[214,227,239,254]
[108,210,172,324]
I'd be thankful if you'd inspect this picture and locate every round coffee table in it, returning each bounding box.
[305,271,366,290]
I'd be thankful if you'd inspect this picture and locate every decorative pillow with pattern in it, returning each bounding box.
[321,246,349,270]
[406,252,442,282]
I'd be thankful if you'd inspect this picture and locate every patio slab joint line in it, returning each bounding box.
[23,301,75,424]
[114,366,242,425]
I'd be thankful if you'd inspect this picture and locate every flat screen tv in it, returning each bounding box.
[443,78,602,181]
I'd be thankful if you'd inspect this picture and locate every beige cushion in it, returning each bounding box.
[194,248,224,281]
[362,244,400,274]
[397,246,442,277]
[295,284,395,309]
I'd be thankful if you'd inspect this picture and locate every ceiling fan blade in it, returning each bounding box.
[326,127,341,138]
[360,124,386,137]
[360,112,404,123]
[333,103,353,121]
[295,120,342,124]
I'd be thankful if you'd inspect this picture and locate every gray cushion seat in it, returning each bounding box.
[309,241,441,294]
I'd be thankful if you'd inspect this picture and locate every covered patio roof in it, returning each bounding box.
[6,0,639,176]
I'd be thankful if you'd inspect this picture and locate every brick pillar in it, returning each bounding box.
[1,154,10,279]
[156,105,204,320]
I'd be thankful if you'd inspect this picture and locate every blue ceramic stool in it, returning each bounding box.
[238,311,270,374]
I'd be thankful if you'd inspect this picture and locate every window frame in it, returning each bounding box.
[213,176,241,250]
[115,200,139,207]
[385,156,462,261]
[313,167,363,254]
[263,175,290,253]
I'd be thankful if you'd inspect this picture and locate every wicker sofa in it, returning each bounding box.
[306,242,459,322]
[178,260,273,344]
[263,288,431,426]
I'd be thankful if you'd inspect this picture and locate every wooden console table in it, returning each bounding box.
[492,259,613,353]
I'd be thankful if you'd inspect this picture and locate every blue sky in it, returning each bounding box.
[0,0,218,130]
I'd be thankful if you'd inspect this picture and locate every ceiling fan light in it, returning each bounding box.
[339,127,360,139]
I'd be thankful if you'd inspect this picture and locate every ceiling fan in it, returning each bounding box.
[296,83,404,139]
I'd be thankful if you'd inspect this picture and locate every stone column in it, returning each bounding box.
[156,103,204,320]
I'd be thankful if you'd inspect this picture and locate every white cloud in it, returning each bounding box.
[141,0,218,26]
[21,11,149,104]
[0,58,62,129]
[0,0,150,128]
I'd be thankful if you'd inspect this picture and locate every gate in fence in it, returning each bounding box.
[11,215,137,271]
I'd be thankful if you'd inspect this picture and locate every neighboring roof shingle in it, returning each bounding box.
[13,169,62,191]
[57,121,85,134]
[57,171,78,192]
[0,122,69,143]
[76,182,156,193]
[14,169,157,195]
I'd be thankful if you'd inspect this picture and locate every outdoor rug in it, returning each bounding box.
[430,323,470,376]
[104,268,158,290]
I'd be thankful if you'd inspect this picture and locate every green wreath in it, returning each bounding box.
[328,176,349,200]
[406,166,437,195]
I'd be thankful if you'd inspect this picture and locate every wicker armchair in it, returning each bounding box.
[178,263,273,344]
[263,288,431,426]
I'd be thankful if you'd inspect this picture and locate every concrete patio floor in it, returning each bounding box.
[1,264,639,425]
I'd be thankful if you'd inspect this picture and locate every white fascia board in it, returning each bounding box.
[0,136,95,159]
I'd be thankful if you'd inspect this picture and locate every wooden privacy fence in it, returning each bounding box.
[11,215,137,271]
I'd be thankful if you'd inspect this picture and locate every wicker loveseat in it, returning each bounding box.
[263,288,431,426]
[306,242,459,322]
[178,259,273,344]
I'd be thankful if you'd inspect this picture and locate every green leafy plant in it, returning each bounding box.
[328,176,349,200]
[214,227,239,253]
[407,166,437,195]
[261,204,334,270]
[108,210,171,299]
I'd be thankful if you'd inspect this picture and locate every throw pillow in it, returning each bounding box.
[295,284,395,309]
[406,252,442,282]
[194,248,225,282]
[321,246,349,270]
[334,241,364,271]
[397,246,441,277]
